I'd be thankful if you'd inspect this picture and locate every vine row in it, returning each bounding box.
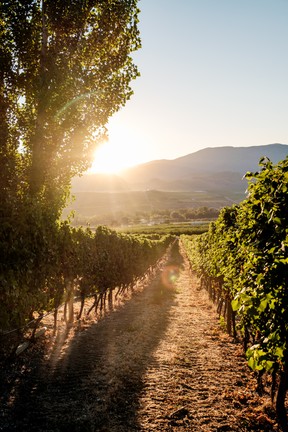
[181,157,288,430]
[0,222,172,356]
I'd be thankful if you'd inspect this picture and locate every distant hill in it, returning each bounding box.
[72,143,288,193]
[67,144,288,218]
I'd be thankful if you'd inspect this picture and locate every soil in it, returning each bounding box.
[0,243,280,431]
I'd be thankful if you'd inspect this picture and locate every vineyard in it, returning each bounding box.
[2,2,288,430]
[1,157,288,430]
[181,157,288,431]
[0,237,281,431]
[0,0,142,357]
[0,223,172,357]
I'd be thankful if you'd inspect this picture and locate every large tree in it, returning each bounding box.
[0,0,140,217]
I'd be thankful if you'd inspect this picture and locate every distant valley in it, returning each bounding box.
[67,143,288,220]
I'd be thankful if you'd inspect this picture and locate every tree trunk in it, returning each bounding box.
[29,0,48,196]
[231,310,237,339]
[77,294,85,320]
[53,308,58,334]
[108,288,113,311]
[68,282,74,324]
[226,298,232,336]
[87,295,97,316]
[276,364,288,432]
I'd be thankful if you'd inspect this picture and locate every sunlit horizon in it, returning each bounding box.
[89,141,144,174]
[88,116,152,174]
[86,1,288,169]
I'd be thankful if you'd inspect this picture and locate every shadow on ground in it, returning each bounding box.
[1,245,183,432]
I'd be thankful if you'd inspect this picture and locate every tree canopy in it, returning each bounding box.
[0,0,140,217]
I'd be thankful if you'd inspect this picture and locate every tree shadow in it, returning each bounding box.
[2,265,178,431]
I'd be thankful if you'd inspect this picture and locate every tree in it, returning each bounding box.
[0,0,141,217]
[0,0,141,335]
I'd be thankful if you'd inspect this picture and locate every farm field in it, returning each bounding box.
[64,190,242,218]
[0,244,277,431]
[117,221,210,236]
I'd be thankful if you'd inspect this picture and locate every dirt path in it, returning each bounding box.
[0,243,278,431]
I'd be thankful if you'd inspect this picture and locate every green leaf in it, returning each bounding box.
[259,298,268,312]
[231,298,240,311]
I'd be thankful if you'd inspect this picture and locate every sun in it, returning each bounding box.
[89,117,146,174]
[90,142,125,174]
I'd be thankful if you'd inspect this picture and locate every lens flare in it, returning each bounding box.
[161,265,179,288]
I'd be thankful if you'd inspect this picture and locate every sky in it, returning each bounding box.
[91,0,288,173]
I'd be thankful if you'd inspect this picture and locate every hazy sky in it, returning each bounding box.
[92,0,288,173]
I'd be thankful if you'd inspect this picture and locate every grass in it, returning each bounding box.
[117,222,210,236]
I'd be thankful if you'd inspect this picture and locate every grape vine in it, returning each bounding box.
[0,221,172,355]
[181,157,288,430]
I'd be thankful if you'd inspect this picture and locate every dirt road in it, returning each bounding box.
[0,243,278,431]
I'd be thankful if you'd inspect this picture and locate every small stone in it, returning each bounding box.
[168,407,189,420]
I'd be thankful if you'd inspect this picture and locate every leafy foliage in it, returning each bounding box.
[0,0,151,354]
[0,222,172,333]
[0,0,140,216]
[0,1,141,326]
[181,157,288,428]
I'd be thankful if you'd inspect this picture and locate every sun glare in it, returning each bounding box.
[90,142,125,174]
[89,119,146,174]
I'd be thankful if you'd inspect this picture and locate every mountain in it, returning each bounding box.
[72,143,288,193]
[122,144,288,183]
[68,144,288,217]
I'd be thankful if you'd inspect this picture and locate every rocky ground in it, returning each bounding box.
[0,243,280,431]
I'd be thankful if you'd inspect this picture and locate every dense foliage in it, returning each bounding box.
[71,206,219,227]
[181,157,288,429]
[0,0,141,239]
[0,223,172,334]
[0,0,168,358]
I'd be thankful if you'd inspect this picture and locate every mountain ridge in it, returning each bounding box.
[66,144,288,218]
[71,143,288,193]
